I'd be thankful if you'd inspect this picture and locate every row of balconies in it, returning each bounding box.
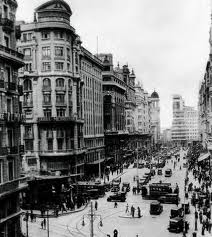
[0,44,24,60]
[0,176,28,196]
[0,145,24,156]
[42,85,72,92]
[0,17,14,30]
[0,113,25,123]
[0,80,23,95]
[37,115,78,123]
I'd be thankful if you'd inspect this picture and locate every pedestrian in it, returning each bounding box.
[30,211,33,222]
[137,207,141,218]
[208,219,212,233]
[41,220,44,229]
[131,205,135,218]
[95,201,98,211]
[114,202,118,208]
[202,223,205,235]
[43,218,46,230]
[125,204,129,213]
[113,229,118,237]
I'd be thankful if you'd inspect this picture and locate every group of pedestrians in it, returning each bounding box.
[186,143,212,236]
[125,204,141,218]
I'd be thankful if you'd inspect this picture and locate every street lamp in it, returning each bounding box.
[81,202,103,237]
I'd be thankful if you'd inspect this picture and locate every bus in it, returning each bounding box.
[165,169,172,177]
[149,183,172,198]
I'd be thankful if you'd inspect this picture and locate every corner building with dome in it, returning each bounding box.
[17,0,104,176]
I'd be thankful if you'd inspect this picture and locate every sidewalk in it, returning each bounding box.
[183,169,212,237]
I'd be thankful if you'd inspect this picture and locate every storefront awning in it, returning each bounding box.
[198,153,210,162]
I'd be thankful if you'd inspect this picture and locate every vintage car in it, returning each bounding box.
[150,201,163,215]
[122,182,130,192]
[168,217,189,233]
[181,202,190,214]
[170,207,184,219]
[165,169,172,177]
[157,169,163,175]
[111,185,120,192]
[158,193,179,204]
[107,192,126,202]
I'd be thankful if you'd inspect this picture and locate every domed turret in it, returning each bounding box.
[151,90,159,99]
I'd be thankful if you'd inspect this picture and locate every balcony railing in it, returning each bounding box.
[0,17,14,30]
[23,101,33,107]
[5,82,17,91]
[42,86,51,91]
[0,44,24,60]
[38,116,76,123]
[55,85,66,91]
[39,149,74,155]
[0,145,24,156]
[23,133,34,139]
[55,101,66,106]
[0,177,28,196]
[42,101,52,106]
[3,113,25,123]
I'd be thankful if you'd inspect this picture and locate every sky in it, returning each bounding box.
[16,0,211,129]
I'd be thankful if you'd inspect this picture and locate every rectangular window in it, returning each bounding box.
[24,63,32,72]
[25,125,33,138]
[0,161,3,183]
[67,48,70,61]
[22,33,27,42]
[54,31,64,39]
[56,94,65,103]
[55,62,64,71]
[8,160,14,181]
[41,31,50,40]
[47,139,53,151]
[42,62,51,71]
[56,108,65,117]
[44,109,52,118]
[25,140,33,151]
[23,48,32,56]
[57,139,63,150]
[55,46,64,57]
[42,47,51,58]
[43,94,51,104]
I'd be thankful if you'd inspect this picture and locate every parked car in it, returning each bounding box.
[150,201,163,215]
[122,182,130,192]
[111,185,120,192]
[158,193,179,204]
[168,217,189,233]
[170,208,184,219]
[157,169,163,175]
[107,192,126,202]
[165,169,172,177]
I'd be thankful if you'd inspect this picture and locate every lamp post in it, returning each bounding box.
[81,202,103,237]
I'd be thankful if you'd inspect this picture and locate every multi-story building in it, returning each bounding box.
[150,91,161,148]
[172,95,198,145]
[17,0,85,175]
[161,128,172,146]
[184,106,199,142]
[134,82,151,135]
[199,17,212,147]
[98,54,128,164]
[81,47,104,177]
[171,95,188,146]
[0,0,25,236]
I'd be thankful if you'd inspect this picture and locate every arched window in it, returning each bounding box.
[43,78,51,89]
[43,78,51,88]
[56,78,64,87]
[23,79,32,91]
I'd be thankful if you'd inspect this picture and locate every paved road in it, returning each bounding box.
[23,149,196,237]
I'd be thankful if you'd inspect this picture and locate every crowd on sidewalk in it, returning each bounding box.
[186,143,212,236]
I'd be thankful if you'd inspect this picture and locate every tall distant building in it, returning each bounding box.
[150,91,161,147]
[17,0,85,175]
[172,95,198,146]
[0,0,25,236]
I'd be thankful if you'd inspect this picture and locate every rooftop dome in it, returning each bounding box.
[151,90,159,98]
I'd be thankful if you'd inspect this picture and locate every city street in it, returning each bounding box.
[22,149,199,237]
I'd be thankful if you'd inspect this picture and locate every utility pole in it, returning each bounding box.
[136,141,139,189]
[26,211,29,237]
[98,152,101,180]
[47,209,50,237]
[90,202,94,237]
